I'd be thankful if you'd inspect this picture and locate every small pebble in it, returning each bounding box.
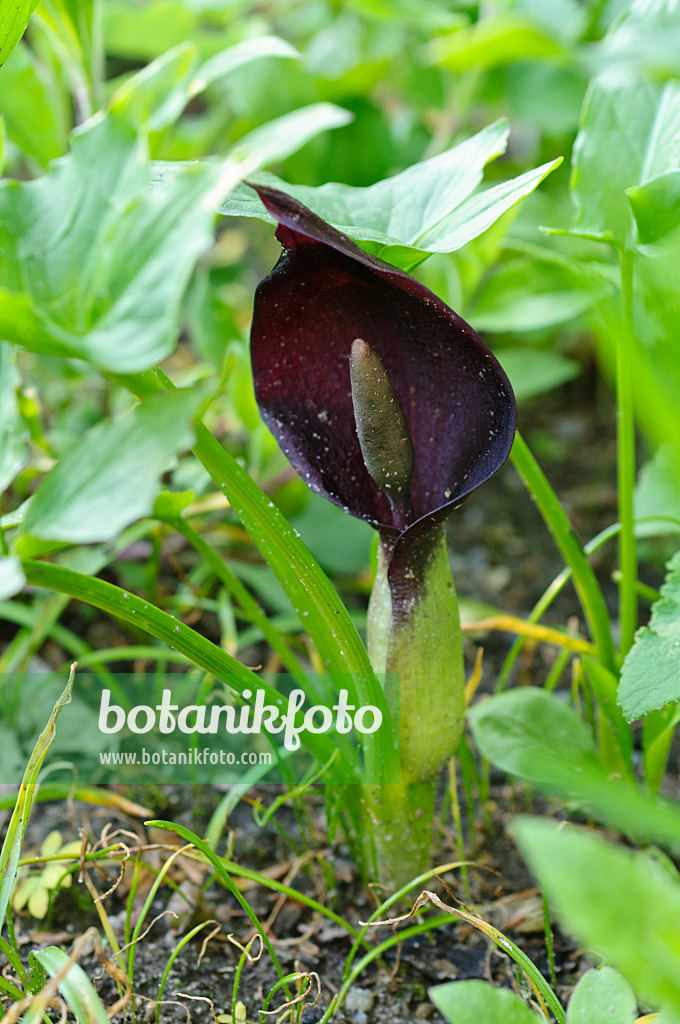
[345,988,375,1014]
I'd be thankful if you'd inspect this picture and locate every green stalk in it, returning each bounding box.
[497,523,621,692]
[617,250,638,657]
[510,431,616,672]
[364,527,465,888]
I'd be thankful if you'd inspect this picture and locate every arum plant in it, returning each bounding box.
[249,184,516,886]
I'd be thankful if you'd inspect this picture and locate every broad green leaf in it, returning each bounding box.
[194,35,300,91]
[631,0,680,15]
[496,349,580,401]
[468,687,604,786]
[23,389,202,543]
[0,342,27,492]
[634,446,680,535]
[102,0,197,61]
[572,75,680,245]
[152,489,194,519]
[290,491,373,576]
[0,41,68,167]
[566,967,637,1024]
[593,0,680,78]
[0,116,220,372]
[107,42,199,131]
[0,554,25,600]
[222,119,510,241]
[351,0,466,31]
[230,103,353,168]
[474,292,595,333]
[517,0,586,42]
[514,818,680,1018]
[0,0,40,69]
[151,105,353,188]
[471,256,610,333]
[620,550,680,720]
[631,231,680,455]
[31,946,110,1024]
[220,122,560,264]
[477,687,680,849]
[429,980,541,1024]
[407,158,562,255]
[628,170,680,245]
[32,0,97,116]
[107,37,301,133]
[425,13,565,72]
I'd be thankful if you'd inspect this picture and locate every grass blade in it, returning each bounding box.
[0,665,75,933]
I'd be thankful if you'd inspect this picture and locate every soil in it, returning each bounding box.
[1,380,660,1022]
[3,783,586,1024]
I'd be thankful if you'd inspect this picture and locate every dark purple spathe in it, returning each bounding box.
[250,182,516,552]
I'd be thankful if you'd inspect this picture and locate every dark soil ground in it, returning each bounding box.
[3,781,586,1024]
[1,378,663,1022]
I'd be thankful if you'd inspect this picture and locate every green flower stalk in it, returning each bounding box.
[249,183,516,887]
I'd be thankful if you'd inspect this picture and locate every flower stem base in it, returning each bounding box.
[362,780,437,891]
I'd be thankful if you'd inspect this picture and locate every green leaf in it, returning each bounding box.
[408,158,562,255]
[230,103,354,168]
[106,37,302,133]
[0,342,27,492]
[634,445,680,535]
[23,389,202,543]
[594,8,680,78]
[514,818,680,1018]
[630,238,680,456]
[425,13,565,72]
[0,41,68,167]
[620,551,680,720]
[0,116,220,373]
[566,967,637,1024]
[471,255,610,333]
[472,681,680,849]
[0,555,26,600]
[27,950,47,995]
[474,292,595,333]
[628,170,680,245]
[572,76,680,246]
[0,668,73,931]
[468,687,603,786]
[291,491,373,576]
[152,489,195,519]
[466,688,602,774]
[496,349,580,402]
[430,980,541,1024]
[107,41,199,132]
[151,104,353,190]
[473,687,680,850]
[221,122,560,264]
[221,118,510,239]
[102,0,197,61]
[0,0,40,70]
[194,35,300,91]
[32,946,110,1024]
